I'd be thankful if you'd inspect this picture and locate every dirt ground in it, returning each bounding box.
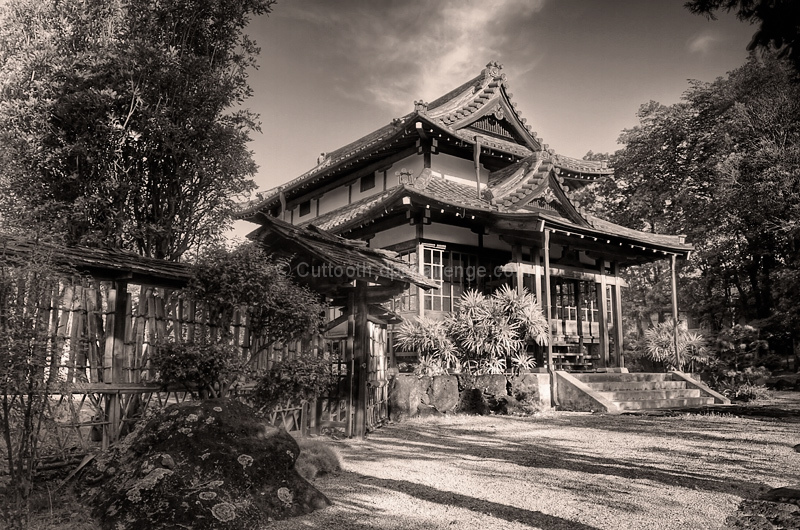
[268,393,800,530]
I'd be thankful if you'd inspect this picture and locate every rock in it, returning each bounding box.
[388,374,423,421]
[794,443,800,453]
[473,374,508,398]
[457,388,489,415]
[417,404,442,418]
[81,399,330,530]
[760,485,800,503]
[430,375,459,413]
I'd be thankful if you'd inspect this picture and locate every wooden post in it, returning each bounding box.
[354,282,369,439]
[612,262,625,368]
[534,247,543,305]
[670,254,680,370]
[596,262,610,369]
[543,230,553,370]
[512,244,523,295]
[345,292,355,438]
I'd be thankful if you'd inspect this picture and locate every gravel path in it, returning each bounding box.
[270,405,800,529]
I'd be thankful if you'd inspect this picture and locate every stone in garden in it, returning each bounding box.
[794,443,800,453]
[430,375,459,413]
[457,388,490,415]
[760,485,800,503]
[81,399,330,530]
[389,374,423,421]
[473,374,508,398]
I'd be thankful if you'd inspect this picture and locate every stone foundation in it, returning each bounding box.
[388,372,551,421]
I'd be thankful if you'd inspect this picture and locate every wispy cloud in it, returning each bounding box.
[687,31,720,55]
[278,0,547,113]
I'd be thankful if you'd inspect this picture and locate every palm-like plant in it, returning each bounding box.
[395,317,460,371]
[643,319,710,371]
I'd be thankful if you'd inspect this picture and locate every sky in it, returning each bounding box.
[234,0,755,234]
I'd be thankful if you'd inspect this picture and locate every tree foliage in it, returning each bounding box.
[185,243,326,345]
[0,0,273,259]
[686,0,800,74]
[606,53,800,354]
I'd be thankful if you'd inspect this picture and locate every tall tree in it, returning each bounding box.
[607,53,800,353]
[0,0,273,260]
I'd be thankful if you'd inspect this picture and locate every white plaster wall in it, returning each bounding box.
[421,223,477,246]
[294,198,318,224]
[351,172,384,203]
[386,155,424,184]
[433,153,477,181]
[318,185,349,216]
[370,225,416,249]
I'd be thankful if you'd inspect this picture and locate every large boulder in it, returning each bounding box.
[430,375,459,413]
[388,375,428,421]
[81,399,330,530]
[473,374,509,398]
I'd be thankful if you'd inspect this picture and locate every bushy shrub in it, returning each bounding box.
[707,366,773,402]
[641,319,710,371]
[294,438,341,481]
[149,341,240,399]
[251,356,339,410]
[396,285,548,376]
[725,383,772,402]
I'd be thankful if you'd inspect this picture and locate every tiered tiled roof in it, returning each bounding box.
[238,62,612,220]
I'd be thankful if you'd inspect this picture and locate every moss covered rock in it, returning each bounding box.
[81,399,330,529]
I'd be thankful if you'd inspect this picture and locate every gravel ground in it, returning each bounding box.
[269,396,800,530]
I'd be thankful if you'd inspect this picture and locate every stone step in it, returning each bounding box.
[585,381,687,391]
[600,389,701,401]
[572,373,673,383]
[614,397,715,411]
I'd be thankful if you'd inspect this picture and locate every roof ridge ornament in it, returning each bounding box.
[414,100,429,113]
[484,61,503,78]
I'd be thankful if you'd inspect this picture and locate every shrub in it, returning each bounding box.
[642,320,711,371]
[252,356,339,410]
[294,438,341,481]
[395,285,548,376]
[0,248,67,524]
[725,383,772,402]
[149,341,240,399]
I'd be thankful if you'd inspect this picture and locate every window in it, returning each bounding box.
[299,200,311,217]
[386,251,418,312]
[422,247,482,312]
[360,174,375,192]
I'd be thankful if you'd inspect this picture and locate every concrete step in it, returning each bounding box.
[600,389,702,401]
[573,373,673,383]
[585,381,687,391]
[614,397,715,411]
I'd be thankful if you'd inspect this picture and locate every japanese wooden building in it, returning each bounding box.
[240,62,694,373]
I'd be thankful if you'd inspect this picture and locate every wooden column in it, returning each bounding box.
[596,262,610,369]
[345,292,355,438]
[534,247,543,305]
[670,254,680,370]
[512,244,523,295]
[612,262,625,368]
[353,282,369,439]
[543,230,553,370]
[104,280,128,444]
